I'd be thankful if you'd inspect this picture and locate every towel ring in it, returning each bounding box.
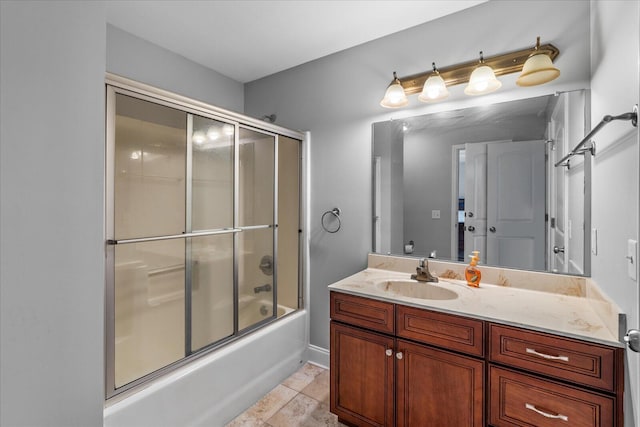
[321,208,341,233]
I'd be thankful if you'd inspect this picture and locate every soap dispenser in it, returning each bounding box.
[465,250,481,288]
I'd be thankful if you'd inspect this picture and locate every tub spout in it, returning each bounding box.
[254,283,272,294]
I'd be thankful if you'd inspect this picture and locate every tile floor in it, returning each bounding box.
[225,363,347,427]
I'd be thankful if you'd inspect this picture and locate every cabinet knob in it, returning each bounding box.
[467,226,475,232]
[489,226,496,233]
[396,352,403,360]
[385,349,393,357]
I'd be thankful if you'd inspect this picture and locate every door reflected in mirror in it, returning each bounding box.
[372,90,591,275]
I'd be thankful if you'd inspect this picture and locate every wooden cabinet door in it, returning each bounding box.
[396,339,484,427]
[330,322,395,427]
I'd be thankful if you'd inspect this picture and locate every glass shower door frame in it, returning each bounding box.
[104,86,242,396]
[105,81,304,400]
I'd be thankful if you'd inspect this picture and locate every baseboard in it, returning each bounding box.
[307,344,329,369]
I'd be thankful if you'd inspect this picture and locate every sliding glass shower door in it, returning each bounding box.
[111,94,187,388]
[190,115,235,352]
[106,86,302,398]
[238,128,275,330]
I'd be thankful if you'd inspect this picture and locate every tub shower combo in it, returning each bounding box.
[104,78,303,400]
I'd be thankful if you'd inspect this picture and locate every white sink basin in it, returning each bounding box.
[376,280,458,300]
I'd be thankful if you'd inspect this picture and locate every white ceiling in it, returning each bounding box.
[106,0,485,83]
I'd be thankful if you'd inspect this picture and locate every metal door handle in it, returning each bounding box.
[625,329,640,352]
[553,246,565,254]
[467,226,475,232]
[489,226,496,233]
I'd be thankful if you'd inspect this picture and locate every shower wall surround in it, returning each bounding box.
[105,77,305,398]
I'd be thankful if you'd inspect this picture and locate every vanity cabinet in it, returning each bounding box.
[330,291,484,427]
[329,291,624,427]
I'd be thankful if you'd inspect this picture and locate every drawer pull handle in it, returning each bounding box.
[525,348,569,362]
[525,403,569,422]
[385,349,393,357]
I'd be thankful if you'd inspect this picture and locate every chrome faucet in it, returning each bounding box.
[411,258,439,283]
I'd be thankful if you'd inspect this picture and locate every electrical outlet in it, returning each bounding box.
[628,239,637,281]
[431,210,440,219]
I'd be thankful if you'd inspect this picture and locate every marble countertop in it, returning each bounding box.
[328,263,624,347]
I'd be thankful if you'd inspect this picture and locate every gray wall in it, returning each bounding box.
[245,0,591,353]
[403,127,455,258]
[107,25,244,113]
[0,4,247,426]
[0,2,106,426]
[590,1,640,425]
[372,121,404,255]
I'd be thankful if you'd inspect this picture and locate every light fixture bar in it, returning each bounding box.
[396,43,559,95]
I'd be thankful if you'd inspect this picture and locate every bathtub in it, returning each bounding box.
[104,308,307,427]
[238,295,296,330]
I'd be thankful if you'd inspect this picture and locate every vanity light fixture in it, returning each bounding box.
[516,37,561,86]
[418,63,449,102]
[380,37,559,107]
[464,51,502,96]
[380,71,409,108]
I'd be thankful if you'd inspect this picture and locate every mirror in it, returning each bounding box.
[372,90,591,275]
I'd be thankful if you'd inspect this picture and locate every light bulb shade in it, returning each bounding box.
[418,74,449,102]
[464,65,502,95]
[380,81,408,108]
[516,53,560,86]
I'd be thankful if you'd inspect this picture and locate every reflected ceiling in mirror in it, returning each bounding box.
[372,90,590,276]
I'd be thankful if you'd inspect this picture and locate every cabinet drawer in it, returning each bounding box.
[489,324,619,392]
[396,305,484,357]
[489,365,615,427]
[330,292,394,334]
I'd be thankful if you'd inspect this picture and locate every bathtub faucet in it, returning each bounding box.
[254,283,272,294]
